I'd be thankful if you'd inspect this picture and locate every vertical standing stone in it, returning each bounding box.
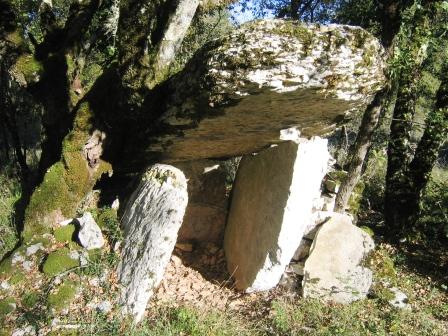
[224,138,329,292]
[118,164,188,322]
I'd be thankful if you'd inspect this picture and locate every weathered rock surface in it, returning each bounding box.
[173,160,229,244]
[118,164,188,322]
[225,138,329,292]
[302,213,374,303]
[139,19,385,164]
[77,212,104,250]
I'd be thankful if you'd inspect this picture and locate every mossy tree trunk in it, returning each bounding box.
[0,0,207,242]
[384,22,448,237]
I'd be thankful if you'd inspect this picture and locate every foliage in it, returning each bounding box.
[416,165,448,240]
[0,172,20,260]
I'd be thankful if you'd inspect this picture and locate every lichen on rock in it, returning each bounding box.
[140,19,386,163]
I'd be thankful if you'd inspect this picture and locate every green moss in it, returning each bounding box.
[22,291,40,309]
[0,297,16,316]
[42,248,80,277]
[14,54,43,82]
[54,224,76,243]
[270,22,314,56]
[0,257,12,277]
[23,100,112,242]
[47,280,78,311]
[360,225,374,237]
[9,270,26,285]
[348,180,365,215]
[370,249,397,282]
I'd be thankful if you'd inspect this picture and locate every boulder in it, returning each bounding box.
[173,160,229,244]
[77,212,104,250]
[125,19,386,169]
[224,138,329,292]
[118,164,188,322]
[302,212,374,303]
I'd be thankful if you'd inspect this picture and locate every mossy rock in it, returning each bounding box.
[47,280,78,311]
[54,224,76,243]
[22,291,40,309]
[42,248,80,277]
[0,297,16,316]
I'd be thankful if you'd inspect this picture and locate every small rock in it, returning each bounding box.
[389,287,410,310]
[11,252,25,265]
[171,255,182,267]
[1,280,10,290]
[77,212,104,250]
[96,300,112,314]
[111,197,120,210]
[22,260,34,272]
[26,243,43,257]
[175,243,193,252]
[59,218,74,226]
[12,325,36,336]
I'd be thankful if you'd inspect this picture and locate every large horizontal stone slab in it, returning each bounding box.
[302,212,374,303]
[137,19,385,163]
[224,138,329,292]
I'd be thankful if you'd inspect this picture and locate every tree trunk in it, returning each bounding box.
[334,87,389,212]
[384,1,442,237]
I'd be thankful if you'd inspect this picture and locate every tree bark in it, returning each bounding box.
[334,88,389,212]
[384,1,441,236]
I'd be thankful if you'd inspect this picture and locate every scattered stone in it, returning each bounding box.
[175,243,193,252]
[388,287,410,310]
[12,325,36,336]
[22,260,34,272]
[77,212,105,250]
[11,252,25,265]
[302,213,374,303]
[0,280,10,290]
[118,164,188,322]
[96,300,112,314]
[59,218,73,226]
[111,197,120,210]
[25,243,43,257]
[225,138,329,292]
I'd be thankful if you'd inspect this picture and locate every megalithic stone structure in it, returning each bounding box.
[224,138,329,292]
